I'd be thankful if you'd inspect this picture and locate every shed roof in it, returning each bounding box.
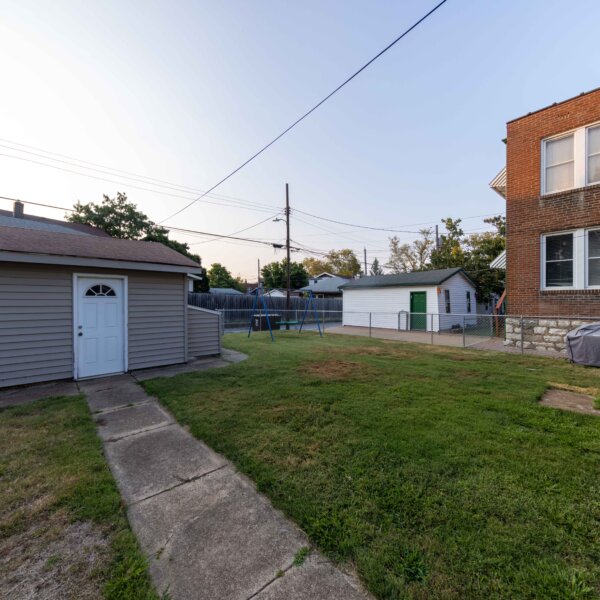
[340,268,473,289]
[209,287,244,295]
[300,275,351,294]
[0,224,201,269]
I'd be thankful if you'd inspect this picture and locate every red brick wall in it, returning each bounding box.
[506,89,600,316]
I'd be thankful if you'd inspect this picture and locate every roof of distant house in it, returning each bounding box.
[300,275,351,294]
[340,268,473,289]
[209,287,244,295]
[0,208,110,237]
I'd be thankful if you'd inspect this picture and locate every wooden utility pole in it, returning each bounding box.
[435,224,440,250]
[257,258,261,288]
[285,183,291,329]
[364,247,367,276]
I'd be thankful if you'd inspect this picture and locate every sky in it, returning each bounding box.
[1,0,600,281]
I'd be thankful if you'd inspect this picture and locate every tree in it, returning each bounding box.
[207,263,245,292]
[386,228,434,273]
[429,218,465,269]
[370,258,384,276]
[464,216,506,302]
[69,193,201,263]
[261,259,309,289]
[302,257,329,277]
[324,249,362,277]
[69,192,208,287]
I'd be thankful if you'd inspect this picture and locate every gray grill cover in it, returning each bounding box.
[566,322,600,366]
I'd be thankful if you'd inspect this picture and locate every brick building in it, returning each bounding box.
[491,87,600,351]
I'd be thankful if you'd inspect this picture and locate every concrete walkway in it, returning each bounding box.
[78,352,370,600]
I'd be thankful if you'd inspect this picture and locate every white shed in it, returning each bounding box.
[341,267,477,332]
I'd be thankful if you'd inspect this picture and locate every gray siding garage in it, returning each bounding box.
[0,205,221,388]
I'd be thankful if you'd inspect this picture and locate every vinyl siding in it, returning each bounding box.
[0,264,73,387]
[128,272,186,370]
[436,274,478,329]
[187,306,221,357]
[0,263,188,387]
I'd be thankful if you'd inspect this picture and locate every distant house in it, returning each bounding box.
[300,275,351,298]
[209,287,244,296]
[491,87,600,351]
[0,201,221,388]
[341,268,477,332]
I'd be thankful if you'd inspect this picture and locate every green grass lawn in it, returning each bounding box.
[144,333,600,600]
[0,395,159,600]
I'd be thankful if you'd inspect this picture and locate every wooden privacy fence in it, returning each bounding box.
[188,292,343,326]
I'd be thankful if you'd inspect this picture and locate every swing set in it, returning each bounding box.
[247,286,323,341]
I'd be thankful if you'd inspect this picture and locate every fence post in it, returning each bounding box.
[369,313,372,337]
[462,315,466,348]
[430,313,434,344]
[520,315,524,354]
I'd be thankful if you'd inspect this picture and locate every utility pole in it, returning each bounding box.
[285,183,291,329]
[435,224,440,250]
[257,258,261,288]
[364,247,367,276]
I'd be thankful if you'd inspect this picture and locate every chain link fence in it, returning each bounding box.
[219,308,600,355]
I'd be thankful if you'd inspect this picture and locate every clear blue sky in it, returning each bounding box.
[1,0,599,279]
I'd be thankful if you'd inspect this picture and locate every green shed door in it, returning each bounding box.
[410,292,427,331]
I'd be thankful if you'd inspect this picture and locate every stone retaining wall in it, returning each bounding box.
[505,318,588,353]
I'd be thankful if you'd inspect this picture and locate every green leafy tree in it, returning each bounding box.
[324,249,362,277]
[429,218,466,269]
[370,257,384,276]
[386,229,434,273]
[302,257,330,277]
[69,192,208,287]
[261,259,309,289]
[207,263,245,292]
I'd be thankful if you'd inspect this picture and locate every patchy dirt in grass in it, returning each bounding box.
[302,359,380,381]
[0,512,110,600]
[540,388,600,416]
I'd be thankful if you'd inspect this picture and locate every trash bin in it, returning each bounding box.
[251,314,281,331]
[566,322,600,366]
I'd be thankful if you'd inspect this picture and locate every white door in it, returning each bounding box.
[75,277,126,379]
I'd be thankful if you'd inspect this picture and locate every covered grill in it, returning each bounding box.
[566,323,600,367]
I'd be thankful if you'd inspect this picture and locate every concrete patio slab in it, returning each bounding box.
[128,466,307,600]
[254,554,369,600]
[0,380,79,408]
[105,425,227,504]
[77,373,133,393]
[93,401,173,441]
[86,382,149,413]
[132,357,227,381]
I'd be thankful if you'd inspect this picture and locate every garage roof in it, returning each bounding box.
[0,224,201,271]
[340,267,473,289]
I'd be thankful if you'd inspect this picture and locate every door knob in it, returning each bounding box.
[78,332,83,337]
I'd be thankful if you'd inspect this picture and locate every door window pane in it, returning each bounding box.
[545,134,574,193]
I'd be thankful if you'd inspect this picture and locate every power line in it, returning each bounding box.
[188,212,282,246]
[0,152,279,214]
[0,137,281,211]
[0,195,74,212]
[158,0,449,224]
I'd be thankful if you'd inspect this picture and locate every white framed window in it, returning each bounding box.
[543,232,574,288]
[542,122,600,194]
[587,125,600,185]
[542,228,600,290]
[444,289,451,313]
[587,229,600,287]
[466,291,471,313]
[543,134,574,194]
